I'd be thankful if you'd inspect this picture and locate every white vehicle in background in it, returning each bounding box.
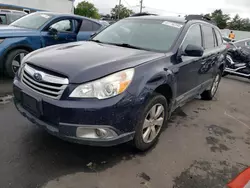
[0,0,74,14]
[0,9,27,25]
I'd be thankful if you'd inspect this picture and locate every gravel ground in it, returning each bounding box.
[0,76,249,188]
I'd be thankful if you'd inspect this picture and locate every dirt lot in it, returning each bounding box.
[0,76,249,188]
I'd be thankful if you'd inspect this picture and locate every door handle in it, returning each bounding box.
[67,38,75,41]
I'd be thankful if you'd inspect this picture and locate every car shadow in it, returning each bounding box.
[223,75,250,84]
[4,103,188,188]
[0,73,12,96]
[15,124,159,188]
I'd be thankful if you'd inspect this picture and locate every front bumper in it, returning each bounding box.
[13,79,138,146]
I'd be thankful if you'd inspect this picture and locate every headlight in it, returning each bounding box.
[69,68,134,99]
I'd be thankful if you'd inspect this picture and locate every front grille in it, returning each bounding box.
[21,64,69,99]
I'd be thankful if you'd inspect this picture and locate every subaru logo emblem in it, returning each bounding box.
[33,72,42,82]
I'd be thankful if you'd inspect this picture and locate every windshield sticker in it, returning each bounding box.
[40,14,51,19]
[162,21,183,28]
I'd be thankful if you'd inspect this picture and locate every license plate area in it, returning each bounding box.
[22,93,40,117]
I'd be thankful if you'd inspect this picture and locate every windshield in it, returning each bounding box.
[92,19,183,52]
[10,13,54,29]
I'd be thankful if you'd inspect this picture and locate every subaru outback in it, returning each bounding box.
[13,15,226,151]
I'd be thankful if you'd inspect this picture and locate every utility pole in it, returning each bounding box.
[118,0,121,20]
[139,0,143,13]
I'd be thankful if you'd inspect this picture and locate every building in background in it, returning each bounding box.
[0,0,74,14]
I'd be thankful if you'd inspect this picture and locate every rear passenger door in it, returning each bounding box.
[77,19,101,41]
[198,25,219,86]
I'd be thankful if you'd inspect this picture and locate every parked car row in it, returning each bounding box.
[0,12,108,77]
[13,14,226,150]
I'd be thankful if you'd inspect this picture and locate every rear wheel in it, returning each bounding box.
[5,49,29,78]
[133,93,168,151]
[201,72,221,100]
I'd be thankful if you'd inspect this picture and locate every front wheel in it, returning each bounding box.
[201,72,221,100]
[133,93,168,151]
[4,49,29,78]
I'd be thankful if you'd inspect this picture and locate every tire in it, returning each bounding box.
[201,71,222,100]
[133,93,168,151]
[4,49,29,78]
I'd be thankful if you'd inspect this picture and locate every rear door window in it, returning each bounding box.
[214,29,223,46]
[9,14,24,23]
[93,22,101,31]
[245,41,250,46]
[202,25,215,49]
[80,19,93,31]
[0,14,7,24]
[235,41,246,47]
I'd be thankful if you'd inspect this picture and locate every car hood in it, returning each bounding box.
[26,41,164,83]
[0,25,37,37]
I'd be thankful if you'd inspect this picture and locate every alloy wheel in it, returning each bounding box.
[12,52,27,74]
[211,74,220,96]
[142,103,165,143]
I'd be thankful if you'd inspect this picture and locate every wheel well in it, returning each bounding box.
[155,84,173,103]
[3,46,33,62]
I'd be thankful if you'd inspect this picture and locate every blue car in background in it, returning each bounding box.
[0,12,106,77]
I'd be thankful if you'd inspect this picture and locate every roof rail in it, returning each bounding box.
[185,14,216,25]
[130,12,158,17]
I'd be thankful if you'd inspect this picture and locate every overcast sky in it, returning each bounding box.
[74,0,250,18]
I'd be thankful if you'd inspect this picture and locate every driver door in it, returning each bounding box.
[175,24,204,101]
[41,19,77,47]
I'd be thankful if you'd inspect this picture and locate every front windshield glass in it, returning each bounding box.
[10,13,54,29]
[93,19,183,52]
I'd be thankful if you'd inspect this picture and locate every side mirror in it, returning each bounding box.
[48,27,58,35]
[184,44,204,57]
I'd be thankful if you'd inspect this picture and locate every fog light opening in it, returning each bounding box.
[95,128,108,138]
[76,127,118,139]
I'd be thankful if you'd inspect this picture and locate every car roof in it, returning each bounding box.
[35,12,104,25]
[126,15,217,27]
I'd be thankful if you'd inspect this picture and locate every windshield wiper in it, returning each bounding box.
[90,39,104,43]
[109,43,145,50]
[90,41,146,51]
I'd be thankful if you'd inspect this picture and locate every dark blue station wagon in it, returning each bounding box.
[13,15,226,151]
